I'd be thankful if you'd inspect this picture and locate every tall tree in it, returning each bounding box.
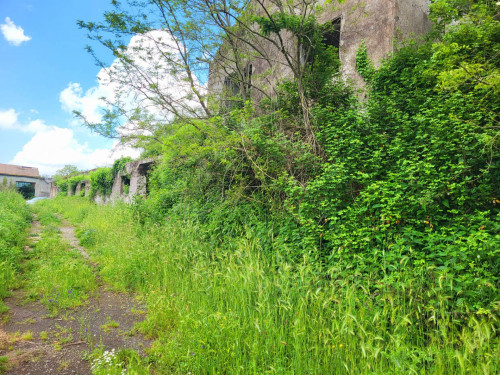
[77,0,342,152]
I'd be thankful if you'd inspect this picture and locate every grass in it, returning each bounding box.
[21,331,33,341]
[23,223,97,315]
[33,196,500,374]
[0,190,31,313]
[101,319,120,332]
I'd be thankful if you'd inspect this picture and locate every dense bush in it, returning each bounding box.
[127,1,500,317]
[89,167,114,198]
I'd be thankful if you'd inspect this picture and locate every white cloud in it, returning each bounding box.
[2,108,140,175]
[10,125,140,176]
[0,108,19,129]
[0,108,48,133]
[60,82,110,124]
[1,17,31,46]
[60,29,204,138]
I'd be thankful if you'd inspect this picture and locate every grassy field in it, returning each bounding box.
[32,196,499,374]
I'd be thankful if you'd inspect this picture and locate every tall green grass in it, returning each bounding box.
[38,197,500,374]
[0,190,31,312]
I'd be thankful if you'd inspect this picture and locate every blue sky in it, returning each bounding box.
[0,0,140,176]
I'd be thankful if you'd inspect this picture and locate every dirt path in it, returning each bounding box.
[0,218,151,374]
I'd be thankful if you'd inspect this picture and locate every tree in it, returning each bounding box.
[76,0,343,154]
[54,165,80,179]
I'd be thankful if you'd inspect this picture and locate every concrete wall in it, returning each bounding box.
[0,175,55,198]
[395,0,432,42]
[208,0,432,98]
[74,180,90,197]
[87,158,156,205]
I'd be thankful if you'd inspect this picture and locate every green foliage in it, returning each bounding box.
[89,168,114,198]
[281,1,500,313]
[54,164,80,179]
[0,190,31,310]
[356,42,376,82]
[55,173,89,196]
[111,157,132,176]
[17,183,35,199]
[45,196,500,374]
[59,1,500,372]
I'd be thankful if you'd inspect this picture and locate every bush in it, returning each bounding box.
[89,168,114,198]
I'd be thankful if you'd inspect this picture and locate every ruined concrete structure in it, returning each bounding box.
[108,158,155,204]
[68,158,155,204]
[208,0,432,98]
[0,163,56,198]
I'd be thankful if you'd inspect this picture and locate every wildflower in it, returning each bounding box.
[190,352,195,356]
[339,344,344,348]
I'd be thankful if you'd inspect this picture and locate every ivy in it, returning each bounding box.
[355,42,376,82]
[89,168,114,198]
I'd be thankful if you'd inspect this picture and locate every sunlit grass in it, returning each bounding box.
[25,203,97,314]
[0,190,31,313]
[37,197,500,374]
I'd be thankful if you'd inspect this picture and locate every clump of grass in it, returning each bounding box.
[21,331,33,341]
[0,355,8,374]
[101,319,119,332]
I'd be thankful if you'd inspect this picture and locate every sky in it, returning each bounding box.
[0,0,142,176]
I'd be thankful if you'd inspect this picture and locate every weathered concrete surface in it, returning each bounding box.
[95,158,157,204]
[126,158,155,200]
[75,180,91,197]
[208,0,432,99]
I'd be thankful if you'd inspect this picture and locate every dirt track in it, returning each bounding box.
[0,218,151,374]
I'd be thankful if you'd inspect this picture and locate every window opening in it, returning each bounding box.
[16,181,35,199]
[122,175,131,195]
[323,17,342,51]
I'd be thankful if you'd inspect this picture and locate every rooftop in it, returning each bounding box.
[0,163,41,178]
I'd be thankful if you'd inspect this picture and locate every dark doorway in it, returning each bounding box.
[16,181,35,199]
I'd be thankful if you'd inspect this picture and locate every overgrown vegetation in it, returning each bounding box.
[29,0,500,373]
[54,157,132,198]
[25,203,97,315]
[0,190,30,313]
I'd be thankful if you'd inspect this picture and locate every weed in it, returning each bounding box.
[101,319,120,332]
[21,331,33,341]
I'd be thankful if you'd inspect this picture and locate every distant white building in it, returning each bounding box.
[0,163,56,198]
